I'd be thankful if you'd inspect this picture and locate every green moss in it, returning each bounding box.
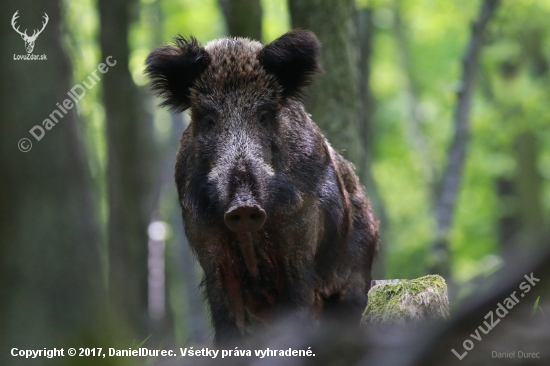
[361,275,450,324]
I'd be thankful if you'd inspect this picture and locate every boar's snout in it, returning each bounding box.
[224,205,266,233]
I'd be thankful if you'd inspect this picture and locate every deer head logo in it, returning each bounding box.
[11,11,49,54]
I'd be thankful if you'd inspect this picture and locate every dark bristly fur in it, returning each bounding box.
[258,29,322,99]
[145,35,211,112]
[145,30,379,345]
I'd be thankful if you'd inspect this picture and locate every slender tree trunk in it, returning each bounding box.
[219,0,262,40]
[357,7,388,279]
[357,7,375,157]
[492,28,547,255]
[430,0,500,278]
[514,131,545,247]
[288,0,363,172]
[98,0,157,338]
[495,132,545,251]
[0,0,106,363]
[495,177,519,249]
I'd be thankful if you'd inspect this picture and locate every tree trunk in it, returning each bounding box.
[357,7,388,279]
[98,0,157,338]
[495,131,545,251]
[289,1,385,277]
[495,176,519,250]
[219,0,262,40]
[430,0,500,280]
[0,0,106,363]
[514,131,545,247]
[288,0,363,172]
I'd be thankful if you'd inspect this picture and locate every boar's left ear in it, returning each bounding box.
[145,35,210,112]
[258,29,322,99]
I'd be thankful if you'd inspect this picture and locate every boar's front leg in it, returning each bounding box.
[278,258,322,322]
[203,265,246,345]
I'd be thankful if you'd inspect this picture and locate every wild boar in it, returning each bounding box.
[145,30,379,344]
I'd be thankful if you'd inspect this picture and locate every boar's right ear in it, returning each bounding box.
[145,36,210,113]
[258,29,322,99]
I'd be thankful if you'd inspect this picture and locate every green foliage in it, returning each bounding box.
[133,333,153,349]
[532,296,541,317]
[261,0,290,42]
[162,0,225,43]
[370,0,550,289]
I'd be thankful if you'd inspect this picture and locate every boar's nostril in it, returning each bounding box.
[224,206,266,233]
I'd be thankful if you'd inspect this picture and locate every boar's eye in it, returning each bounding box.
[257,106,275,125]
[200,116,217,132]
[259,111,270,124]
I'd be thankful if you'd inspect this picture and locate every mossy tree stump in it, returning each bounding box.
[361,275,450,324]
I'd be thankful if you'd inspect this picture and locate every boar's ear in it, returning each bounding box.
[145,36,210,112]
[258,29,322,99]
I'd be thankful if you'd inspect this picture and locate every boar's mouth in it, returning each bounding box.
[236,231,259,278]
[221,179,266,277]
[223,198,266,279]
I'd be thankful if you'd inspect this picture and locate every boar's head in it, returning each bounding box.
[145,30,322,237]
